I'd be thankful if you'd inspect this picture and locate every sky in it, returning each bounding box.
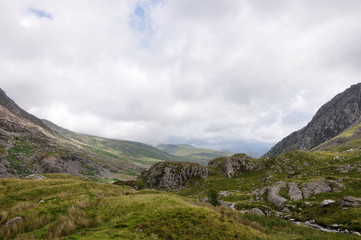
[1,0,361,155]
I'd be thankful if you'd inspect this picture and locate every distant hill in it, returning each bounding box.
[264,83,361,157]
[42,120,185,170]
[156,143,233,165]
[0,88,183,180]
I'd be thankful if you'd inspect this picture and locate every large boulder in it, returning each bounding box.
[208,154,259,178]
[288,182,303,201]
[340,196,361,208]
[301,180,332,198]
[138,161,208,189]
[267,182,288,209]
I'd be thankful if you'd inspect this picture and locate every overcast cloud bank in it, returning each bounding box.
[1,0,361,154]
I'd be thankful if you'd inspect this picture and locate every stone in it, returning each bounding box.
[218,200,233,208]
[301,181,332,198]
[352,232,361,236]
[201,196,209,203]
[39,199,45,204]
[340,196,361,208]
[263,83,361,157]
[208,154,259,178]
[267,182,288,209]
[288,182,303,200]
[246,208,264,216]
[138,162,208,189]
[24,174,46,180]
[336,165,354,174]
[320,199,335,207]
[4,217,23,226]
[282,207,291,213]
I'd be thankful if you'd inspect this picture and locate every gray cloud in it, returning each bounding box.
[1,0,361,155]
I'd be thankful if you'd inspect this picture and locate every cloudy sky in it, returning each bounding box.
[1,0,361,155]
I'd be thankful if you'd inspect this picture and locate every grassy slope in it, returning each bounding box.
[157,144,233,166]
[173,150,361,235]
[42,120,187,170]
[1,174,357,240]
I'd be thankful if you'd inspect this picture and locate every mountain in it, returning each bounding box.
[156,143,233,165]
[0,88,182,180]
[264,83,361,157]
[42,120,186,170]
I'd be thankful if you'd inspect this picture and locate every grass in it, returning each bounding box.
[1,174,359,239]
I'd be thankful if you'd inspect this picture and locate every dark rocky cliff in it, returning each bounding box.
[264,83,361,157]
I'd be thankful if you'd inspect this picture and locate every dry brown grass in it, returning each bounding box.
[47,206,90,238]
[11,202,35,214]
[0,210,9,224]
[57,191,71,201]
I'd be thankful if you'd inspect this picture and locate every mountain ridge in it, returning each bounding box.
[264,83,361,157]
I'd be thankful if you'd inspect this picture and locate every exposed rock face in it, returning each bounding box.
[320,199,335,207]
[340,196,361,208]
[264,83,361,157]
[288,182,303,201]
[4,217,23,226]
[267,182,288,209]
[208,154,258,178]
[301,181,332,198]
[138,161,208,189]
[246,208,265,215]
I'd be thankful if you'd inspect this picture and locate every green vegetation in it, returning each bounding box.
[157,144,232,165]
[1,174,358,240]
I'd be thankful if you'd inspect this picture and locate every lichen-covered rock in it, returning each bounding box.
[288,182,303,201]
[340,196,361,208]
[267,182,288,209]
[208,154,259,178]
[320,199,335,207]
[138,161,208,189]
[301,180,332,198]
[246,208,265,215]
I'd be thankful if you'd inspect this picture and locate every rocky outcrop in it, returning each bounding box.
[301,181,332,198]
[208,154,259,178]
[340,196,361,208]
[320,199,335,207]
[138,161,208,189]
[288,182,303,201]
[245,208,265,215]
[267,182,288,209]
[264,83,361,157]
[256,182,288,210]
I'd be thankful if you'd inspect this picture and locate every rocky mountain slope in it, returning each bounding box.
[156,143,232,165]
[0,88,184,180]
[42,120,184,170]
[264,83,361,157]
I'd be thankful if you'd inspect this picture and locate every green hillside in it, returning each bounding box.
[157,143,233,165]
[0,174,357,240]
[43,120,186,170]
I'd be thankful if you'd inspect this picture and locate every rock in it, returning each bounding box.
[24,174,46,180]
[267,182,288,209]
[336,165,355,174]
[246,208,265,215]
[320,199,335,207]
[288,182,303,200]
[218,200,233,208]
[353,232,361,236]
[138,161,208,189]
[39,199,45,204]
[301,181,332,198]
[219,191,231,197]
[282,207,291,213]
[340,196,361,208]
[4,217,23,226]
[208,154,259,178]
[263,83,361,157]
[230,203,236,210]
[201,196,209,203]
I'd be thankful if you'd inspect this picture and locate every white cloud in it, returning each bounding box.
[1,0,361,154]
